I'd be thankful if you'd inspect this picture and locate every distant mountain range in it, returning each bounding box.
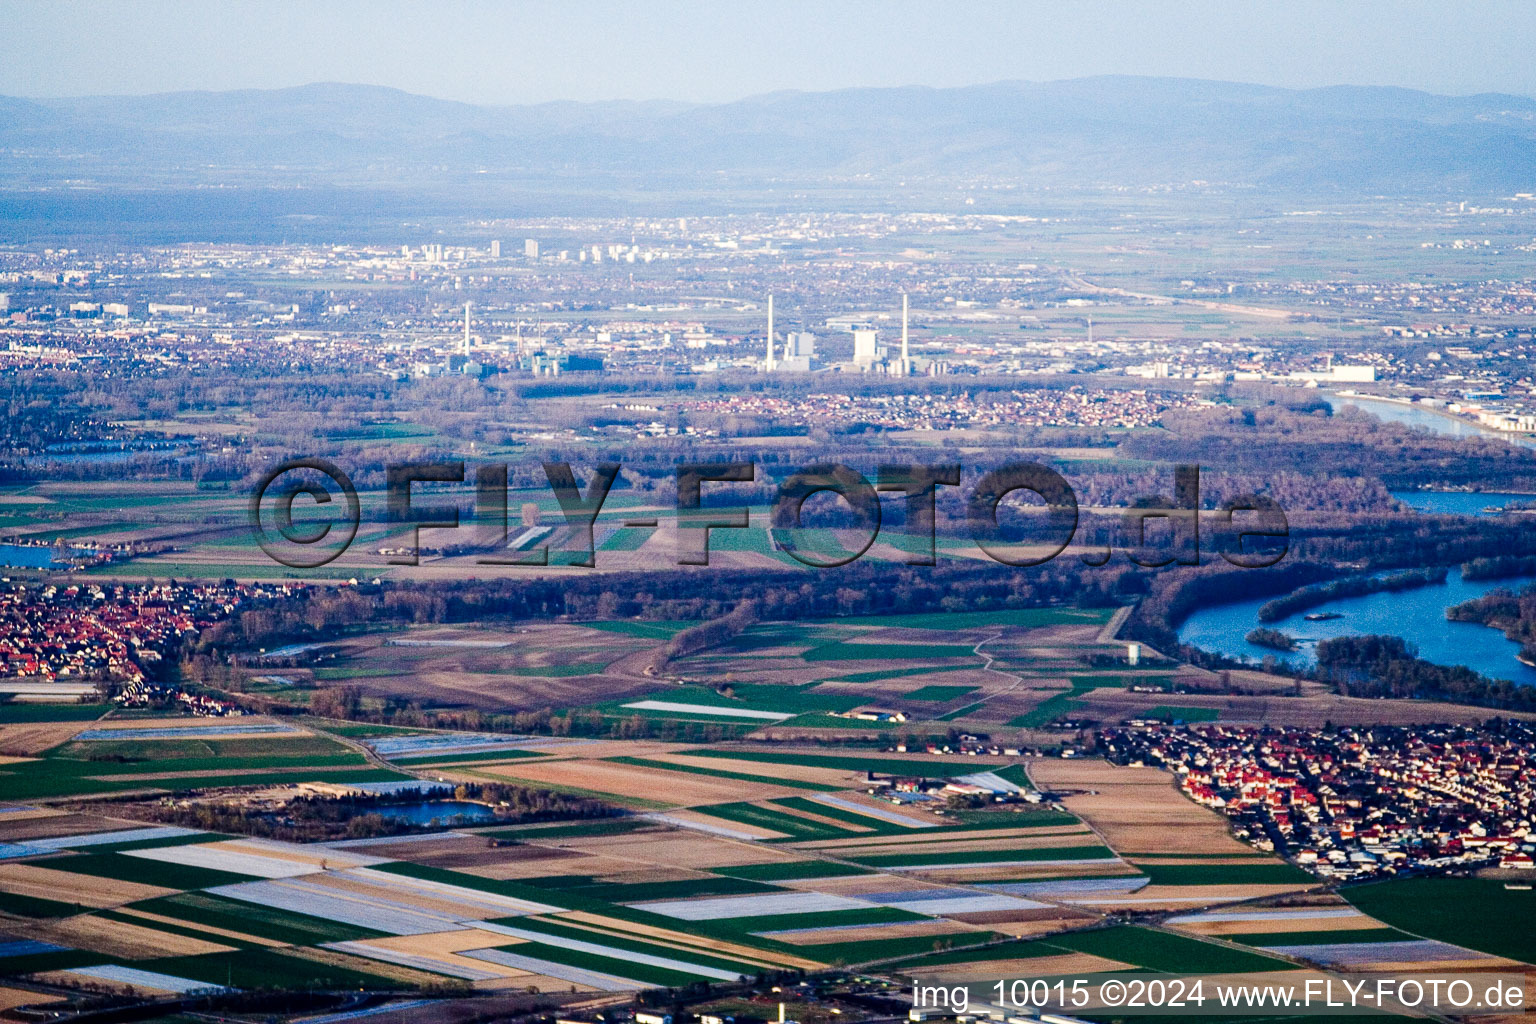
[3,76,1535,193]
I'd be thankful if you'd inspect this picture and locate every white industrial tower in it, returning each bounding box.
[900,292,910,375]
[463,303,471,356]
[765,293,776,371]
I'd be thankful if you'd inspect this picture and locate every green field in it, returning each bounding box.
[490,938,706,987]
[1234,928,1409,947]
[1007,693,1087,728]
[0,947,106,975]
[850,844,1116,868]
[42,851,255,890]
[1346,878,1536,963]
[830,665,977,683]
[687,749,1013,778]
[783,714,897,730]
[714,861,874,881]
[0,703,111,722]
[582,620,692,639]
[0,739,406,799]
[488,915,761,975]
[0,890,89,918]
[1136,863,1314,886]
[135,892,390,945]
[803,641,976,662]
[603,756,840,791]
[1050,926,1297,974]
[698,801,865,840]
[599,526,656,551]
[813,608,1115,629]
[890,925,1294,975]
[141,948,411,991]
[389,748,549,765]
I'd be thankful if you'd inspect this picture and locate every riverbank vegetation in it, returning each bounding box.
[1257,567,1447,623]
[1245,627,1298,651]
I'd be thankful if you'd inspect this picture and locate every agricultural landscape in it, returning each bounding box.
[0,598,1533,1024]
[9,8,1536,1022]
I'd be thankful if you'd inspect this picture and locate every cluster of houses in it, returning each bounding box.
[1101,722,1536,879]
[0,579,293,686]
[111,677,243,715]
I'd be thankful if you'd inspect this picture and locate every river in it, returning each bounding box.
[1176,399,1536,682]
[1389,490,1536,517]
[1178,570,1536,685]
[1326,393,1536,450]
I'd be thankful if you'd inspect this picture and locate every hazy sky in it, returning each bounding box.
[4,0,1535,104]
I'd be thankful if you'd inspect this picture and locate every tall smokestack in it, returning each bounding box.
[463,302,471,356]
[766,293,775,371]
[901,292,910,375]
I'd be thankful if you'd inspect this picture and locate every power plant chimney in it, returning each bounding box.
[900,292,910,375]
[463,302,471,356]
[766,293,775,371]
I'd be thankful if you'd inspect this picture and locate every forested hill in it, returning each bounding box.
[4,76,1535,192]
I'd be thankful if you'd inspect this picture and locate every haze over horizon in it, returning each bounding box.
[3,0,1536,105]
[7,71,1536,109]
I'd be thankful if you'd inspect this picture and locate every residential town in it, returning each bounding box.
[1101,722,1536,880]
[0,579,294,692]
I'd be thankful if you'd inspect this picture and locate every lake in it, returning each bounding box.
[0,544,65,569]
[1178,570,1536,685]
[376,800,499,826]
[1389,490,1536,517]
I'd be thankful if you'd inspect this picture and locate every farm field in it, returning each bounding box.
[203,605,1481,746]
[0,687,1363,1013]
[2,606,1530,1022]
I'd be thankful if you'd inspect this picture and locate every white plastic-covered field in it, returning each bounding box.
[366,732,539,758]
[1262,939,1502,966]
[323,940,507,982]
[344,867,560,916]
[124,844,318,879]
[856,888,1048,915]
[619,700,794,721]
[205,879,462,935]
[63,964,230,994]
[459,947,645,991]
[205,866,562,936]
[26,826,206,851]
[984,877,1150,898]
[628,891,868,920]
[640,813,763,841]
[806,794,938,827]
[73,723,299,740]
[1167,907,1367,925]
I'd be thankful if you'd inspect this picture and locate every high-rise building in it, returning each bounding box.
[0,293,9,314]
[525,238,539,258]
[490,240,501,258]
[853,328,878,367]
